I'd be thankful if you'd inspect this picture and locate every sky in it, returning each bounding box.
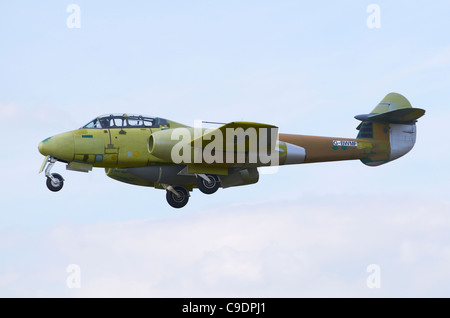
[1,0,450,297]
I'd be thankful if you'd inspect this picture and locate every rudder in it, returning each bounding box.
[355,93,425,166]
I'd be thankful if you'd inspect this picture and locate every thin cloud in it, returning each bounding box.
[2,195,447,297]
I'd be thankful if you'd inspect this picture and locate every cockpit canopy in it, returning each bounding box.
[82,114,169,129]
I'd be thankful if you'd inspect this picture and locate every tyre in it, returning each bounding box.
[166,186,189,208]
[197,174,220,194]
[46,173,64,192]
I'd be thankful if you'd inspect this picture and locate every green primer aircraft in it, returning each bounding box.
[38,93,425,208]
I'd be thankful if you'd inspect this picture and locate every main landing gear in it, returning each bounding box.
[163,174,221,208]
[164,185,190,208]
[41,156,65,192]
[196,174,220,194]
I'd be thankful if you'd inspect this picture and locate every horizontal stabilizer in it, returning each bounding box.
[355,107,425,124]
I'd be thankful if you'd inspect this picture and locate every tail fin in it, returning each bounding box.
[355,93,425,166]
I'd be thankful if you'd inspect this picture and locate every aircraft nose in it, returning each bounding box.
[38,141,45,155]
[38,132,75,162]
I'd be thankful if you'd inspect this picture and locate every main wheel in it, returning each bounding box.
[166,186,189,208]
[197,174,220,194]
[46,173,64,192]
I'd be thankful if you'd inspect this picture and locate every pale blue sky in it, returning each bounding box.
[1,1,449,297]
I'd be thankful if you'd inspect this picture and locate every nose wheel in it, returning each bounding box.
[46,173,64,192]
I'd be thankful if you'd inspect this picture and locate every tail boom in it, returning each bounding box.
[278,134,383,164]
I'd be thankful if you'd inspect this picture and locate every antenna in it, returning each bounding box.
[202,121,226,125]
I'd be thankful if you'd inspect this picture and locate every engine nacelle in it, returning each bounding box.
[277,141,306,165]
[148,129,187,162]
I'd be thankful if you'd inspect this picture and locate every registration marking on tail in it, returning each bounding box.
[333,140,358,147]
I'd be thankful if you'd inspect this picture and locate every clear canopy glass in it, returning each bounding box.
[81,114,168,129]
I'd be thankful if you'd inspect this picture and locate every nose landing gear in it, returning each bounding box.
[40,156,65,192]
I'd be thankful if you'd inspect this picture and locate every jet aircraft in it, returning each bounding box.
[38,93,425,208]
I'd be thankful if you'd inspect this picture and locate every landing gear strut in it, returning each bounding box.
[41,156,65,192]
[165,185,189,208]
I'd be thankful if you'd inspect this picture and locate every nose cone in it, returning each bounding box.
[38,132,74,162]
[38,140,46,155]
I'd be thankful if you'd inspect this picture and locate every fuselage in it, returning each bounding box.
[38,113,381,170]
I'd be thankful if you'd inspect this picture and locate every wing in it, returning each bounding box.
[189,121,279,151]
